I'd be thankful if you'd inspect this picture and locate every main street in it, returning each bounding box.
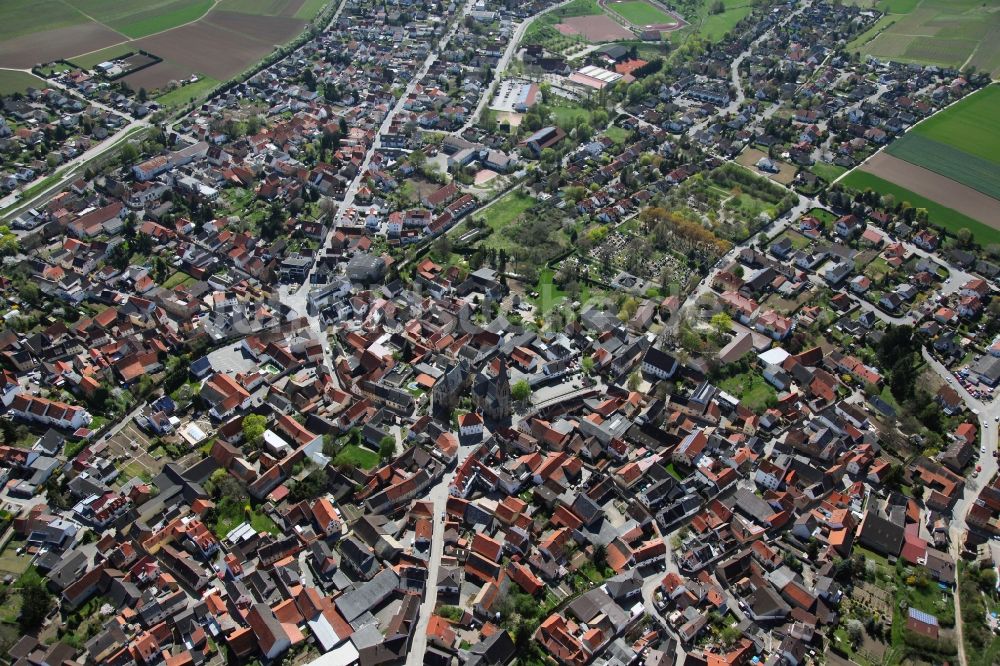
[336,0,476,226]
[405,441,477,666]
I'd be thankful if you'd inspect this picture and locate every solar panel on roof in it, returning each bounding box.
[908,607,939,626]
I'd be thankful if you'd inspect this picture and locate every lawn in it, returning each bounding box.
[842,170,1000,246]
[773,231,811,251]
[606,1,674,26]
[718,371,776,413]
[333,444,380,470]
[212,497,280,539]
[806,207,837,224]
[477,190,536,249]
[0,70,46,95]
[551,0,603,18]
[604,125,631,145]
[155,75,220,107]
[899,576,955,627]
[532,267,582,313]
[162,271,195,289]
[811,161,848,183]
[664,462,684,481]
[548,99,593,130]
[0,540,31,577]
[65,0,214,39]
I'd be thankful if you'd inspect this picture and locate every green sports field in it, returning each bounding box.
[606,1,674,25]
[842,171,1000,246]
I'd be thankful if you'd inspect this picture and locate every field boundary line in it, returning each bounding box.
[56,0,134,41]
[64,0,223,62]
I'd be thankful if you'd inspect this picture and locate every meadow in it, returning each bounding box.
[0,70,46,95]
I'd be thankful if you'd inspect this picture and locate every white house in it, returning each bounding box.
[459,412,484,438]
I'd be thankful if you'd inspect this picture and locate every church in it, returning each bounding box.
[472,356,512,422]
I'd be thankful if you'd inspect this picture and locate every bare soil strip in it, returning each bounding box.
[862,152,1000,228]
[0,23,121,68]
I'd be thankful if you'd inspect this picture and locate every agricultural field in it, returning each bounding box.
[886,133,1000,201]
[849,0,1000,76]
[217,0,327,19]
[64,0,214,39]
[857,153,1000,233]
[842,169,1000,246]
[0,0,314,95]
[905,85,1000,167]
[842,85,1000,243]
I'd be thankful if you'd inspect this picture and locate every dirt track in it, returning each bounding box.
[555,16,633,41]
[862,152,1000,226]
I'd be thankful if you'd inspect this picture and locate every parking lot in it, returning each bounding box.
[950,363,995,402]
[488,80,523,113]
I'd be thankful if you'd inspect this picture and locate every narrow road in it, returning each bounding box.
[405,477,449,666]
[406,436,482,665]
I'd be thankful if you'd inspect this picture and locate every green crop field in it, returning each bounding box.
[65,0,214,39]
[886,133,1000,202]
[607,1,674,25]
[882,86,1000,201]
[218,0,292,14]
[842,171,1000,246]
[849,0,1000,76]
[908,85,1000,166]
[217,0,320,17]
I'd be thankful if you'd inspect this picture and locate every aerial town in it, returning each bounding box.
[0,0,998,665]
